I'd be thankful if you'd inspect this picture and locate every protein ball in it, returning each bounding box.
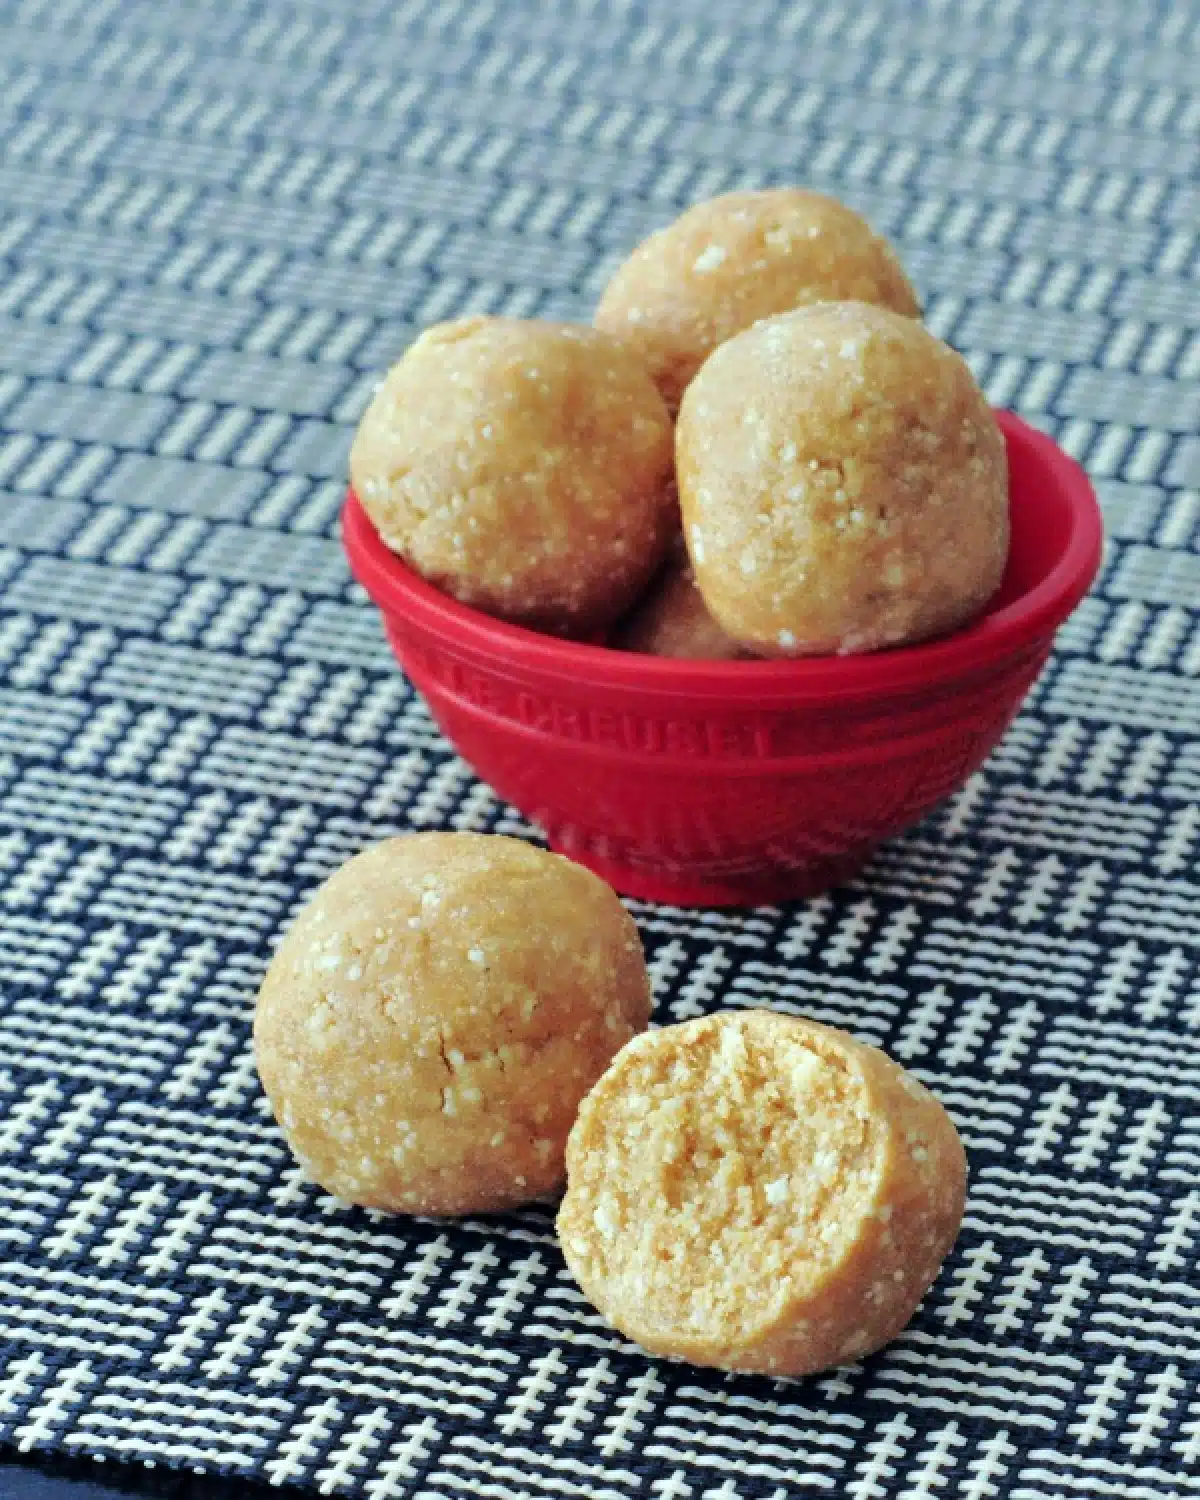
[613,540,749,660]
[594,188,920,412]
[676,301,1009,656]
[557,1010,967,1376]
[254,833,652,1216]
[350,316,677,636]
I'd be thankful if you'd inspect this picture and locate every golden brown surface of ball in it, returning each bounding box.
[557,1010,966,1376]
[254,834,652,1217]
[350,317,677,636]
[677,302,1009,657]
[594,189,920,412]
[612,542,750,660]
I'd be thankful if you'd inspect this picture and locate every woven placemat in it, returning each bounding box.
[2,0,1199,1494]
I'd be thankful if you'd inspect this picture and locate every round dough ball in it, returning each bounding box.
[557,1010,966,1376]
[254,834,652,1216]
[613,541,749,660]
[350,316,677,636]
[677,302,1009,656]
[594,189,920,412]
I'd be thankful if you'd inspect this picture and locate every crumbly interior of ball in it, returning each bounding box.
[677,301,1009,656]
[349,317,676,635]
[566,1018,879,1345]
[254,834,651,1215]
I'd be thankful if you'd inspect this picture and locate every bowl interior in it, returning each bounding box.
[989,417,1081,610]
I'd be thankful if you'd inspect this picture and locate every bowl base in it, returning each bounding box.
[547,844,873,908]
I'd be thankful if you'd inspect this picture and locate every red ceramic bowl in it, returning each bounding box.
[343,411,1102,907]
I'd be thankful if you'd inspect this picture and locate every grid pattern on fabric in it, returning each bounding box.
[1,0,1200,1495]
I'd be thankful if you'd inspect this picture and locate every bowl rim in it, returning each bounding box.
[343,409,1103,704]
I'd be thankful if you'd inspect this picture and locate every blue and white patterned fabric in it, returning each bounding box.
[2,0,1200,1494]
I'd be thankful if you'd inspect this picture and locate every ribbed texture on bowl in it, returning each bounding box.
[344,411,1103,906]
